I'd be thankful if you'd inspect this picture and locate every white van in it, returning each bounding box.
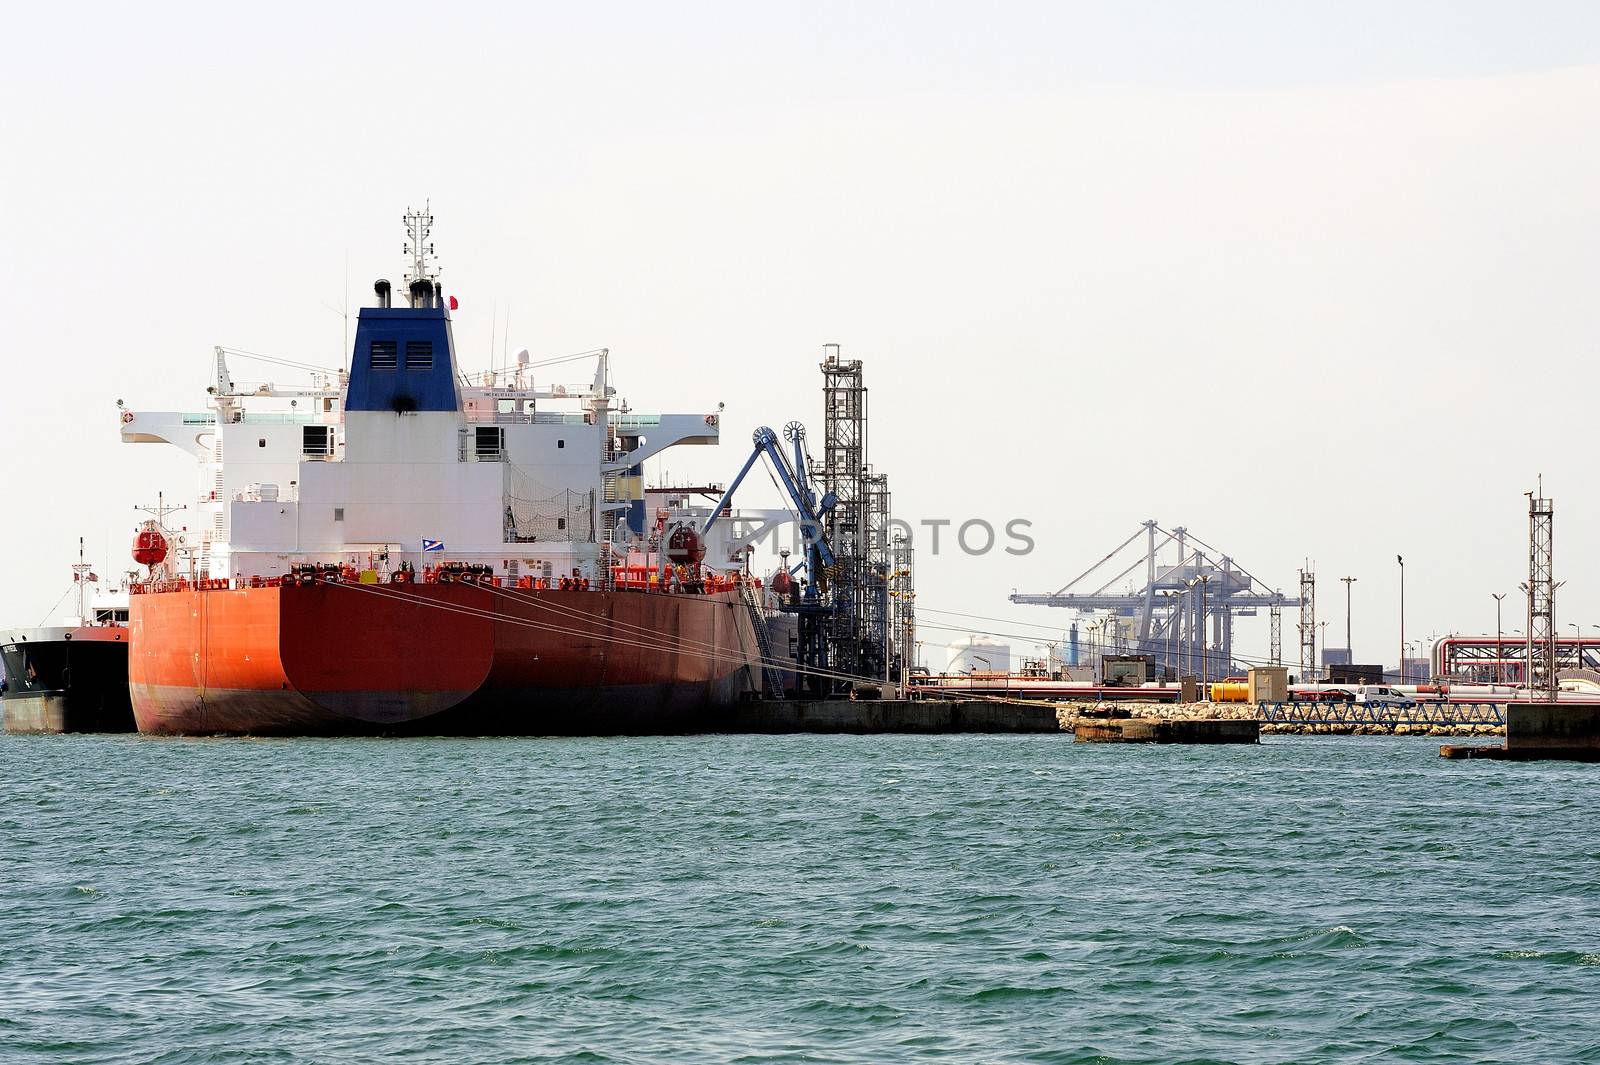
[1355,684,1417,708]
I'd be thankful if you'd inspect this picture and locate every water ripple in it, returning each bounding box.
[0,733,1596,1062]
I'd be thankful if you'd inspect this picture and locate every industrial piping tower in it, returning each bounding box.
[814,343,893,683]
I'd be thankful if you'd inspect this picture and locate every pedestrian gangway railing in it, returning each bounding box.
[1257,702,1506,727]
[739,582,787,699]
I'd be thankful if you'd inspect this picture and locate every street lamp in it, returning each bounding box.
[1492,593,1506,686]
[1175,585,1189,678]
[1188,575,1211,688]
[1396,555,1405,684]
[1161,590,1177,683]
[1340,575,1357,659]
[1484,591,1497,684]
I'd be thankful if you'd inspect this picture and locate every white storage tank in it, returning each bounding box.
[948,636,1010,676]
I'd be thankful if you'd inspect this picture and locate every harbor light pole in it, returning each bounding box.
[1188,575,1211,690]
[1341,576,1357,660]
[1492,592,1506,686]
[1176,586,1188,679]
[1161,590,1176,682]
[1397,555,1405,684]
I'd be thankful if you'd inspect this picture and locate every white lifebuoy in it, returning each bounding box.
[705,414,718,426]
[121,411,135,424]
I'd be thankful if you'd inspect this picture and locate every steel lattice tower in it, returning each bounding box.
[1526,487,1556,698]
[815,343,882,681]
[890,531,915,679]
[863,469,892,679]
[1269,597,1283,666]
[1298,567,1316,681]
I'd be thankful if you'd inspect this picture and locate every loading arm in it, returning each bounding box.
[703,426,835,571]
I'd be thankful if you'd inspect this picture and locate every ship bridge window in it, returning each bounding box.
[370,340,398,369]
[475,426,504,461]
[303,425,333,457]
[405,341,433,369]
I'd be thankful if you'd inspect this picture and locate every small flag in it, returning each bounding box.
[422,539,445,553]
[448,295,459,310]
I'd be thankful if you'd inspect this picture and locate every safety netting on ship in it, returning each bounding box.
[503,463,595,543]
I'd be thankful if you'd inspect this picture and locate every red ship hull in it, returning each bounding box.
[129,583,765,735]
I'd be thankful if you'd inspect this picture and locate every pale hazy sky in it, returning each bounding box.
[5,2,1599,666]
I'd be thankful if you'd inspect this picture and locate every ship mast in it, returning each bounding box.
[402,202,438,291]
[136,493,187,531]
[71,536,94,622]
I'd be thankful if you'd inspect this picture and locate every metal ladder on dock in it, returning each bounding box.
[739,581,786,699]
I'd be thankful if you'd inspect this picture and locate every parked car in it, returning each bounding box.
[1288,686,1355,703]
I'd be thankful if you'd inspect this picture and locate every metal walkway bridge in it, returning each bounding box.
[1257,702,1506,727]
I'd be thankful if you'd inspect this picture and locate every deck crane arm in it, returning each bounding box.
[214,346,235,396]
[702,426,836,570]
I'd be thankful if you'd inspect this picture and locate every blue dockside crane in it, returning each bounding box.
[702,424,840,695]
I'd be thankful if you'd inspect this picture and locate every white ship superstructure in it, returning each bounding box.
[119,208,721,585]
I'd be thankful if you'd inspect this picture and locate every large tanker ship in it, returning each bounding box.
[120,208,767,735]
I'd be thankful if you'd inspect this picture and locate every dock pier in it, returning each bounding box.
[1441,703,1600,761]
[728,699,1061,733]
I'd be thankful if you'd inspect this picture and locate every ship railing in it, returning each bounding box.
[237,412,320,425]
[606,565,758,596]
[129,569,764,597]
[462,410,593,425]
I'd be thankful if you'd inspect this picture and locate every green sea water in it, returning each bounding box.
[1,733,1596,1064]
